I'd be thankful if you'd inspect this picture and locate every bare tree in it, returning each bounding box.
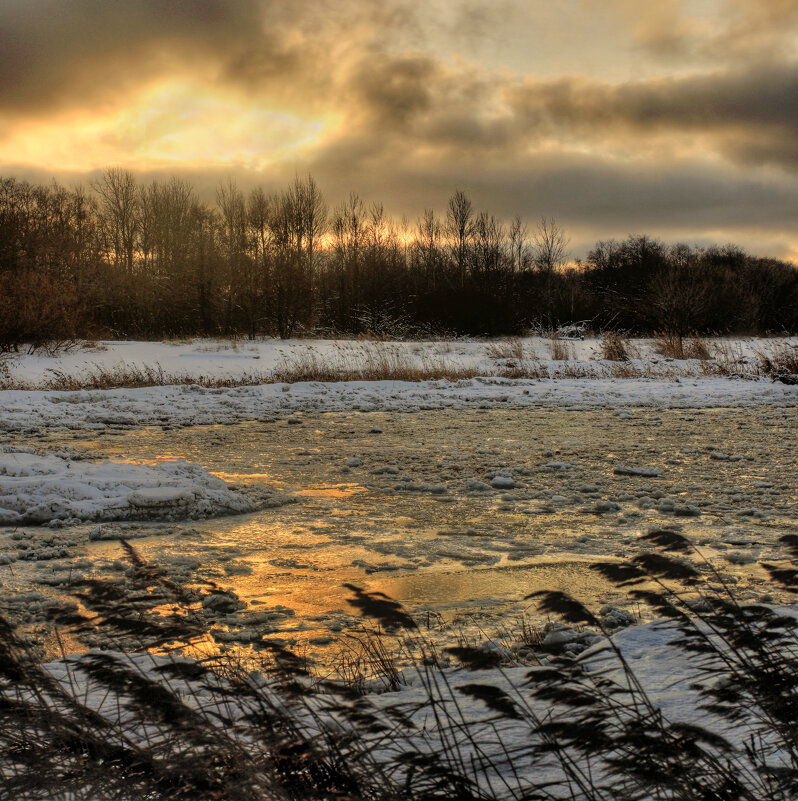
[446,189,475,287]
[532,217,569,273]
[265,180,327,338]
[279,174,327,289]
[509,215,530,272]
[216,178,247,333]
[363,202,403,318]
[644,251,709,353]
[139,178,194,276]
[472,212,505,277]
[93,168,139,273]
[413,208,442,291]
[328,193,366,327]
[216,178,246,260]
[246,187,271,273]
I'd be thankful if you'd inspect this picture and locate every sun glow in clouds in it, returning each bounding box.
[1,81,326,172]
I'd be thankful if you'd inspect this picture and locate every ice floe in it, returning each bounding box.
[0,449,253,525]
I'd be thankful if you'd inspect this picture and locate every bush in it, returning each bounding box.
[0,269,84,354]
[598,331,632,361]
[653,332,710,360]
[756,342,798,383]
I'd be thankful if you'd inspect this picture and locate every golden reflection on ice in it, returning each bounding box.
[28,405,798,662]
[212,472,274,481]
[370,559,619,611]
[295,484,367,498]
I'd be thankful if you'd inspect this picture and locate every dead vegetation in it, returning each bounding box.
[549,334,572,361]
[598,331,633,361]
[756,342,798,383]
[653,332,711,360]
[37,364,272,391]
[0,269,85,355]
[3,536,798,801]
[485,338,525,361]
[702,340,750,377]
[272,343,479,384]
[2,337,797,390]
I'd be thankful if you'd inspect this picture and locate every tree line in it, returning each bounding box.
[1,169,797,349]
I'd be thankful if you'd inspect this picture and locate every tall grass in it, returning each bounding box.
[756,342,798,383]
[2,533,797,800]
[549,334,572,361]
[653,333,711,360]
[38,363,274,390]
[272,343,479,383]
[598,331,637,361]
[485,339,526,361]
[1,338,796,390]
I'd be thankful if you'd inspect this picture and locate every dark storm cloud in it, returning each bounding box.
[0,0,428,116]
[0,0,264,113]
[14,149,797,237]
[503,64,798,169]
[301,148,798,236]
[305,51,798,175]
[7,0,798,171]
[509,65,798,131]
[339,51,513,153]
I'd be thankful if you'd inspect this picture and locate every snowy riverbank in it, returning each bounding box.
[0,374,796,435]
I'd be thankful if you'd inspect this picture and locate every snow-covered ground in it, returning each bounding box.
[1,338,796,797]
[2,374,796,435]
[1,337,795,435]
[2,335,796,386]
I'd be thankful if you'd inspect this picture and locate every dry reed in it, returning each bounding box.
[485,338,525,361]
[598,331,634,361]
[549,334,571,361]
[3,536,798,800]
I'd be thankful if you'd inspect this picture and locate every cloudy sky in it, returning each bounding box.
[3,0,798,258]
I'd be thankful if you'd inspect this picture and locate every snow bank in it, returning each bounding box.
[0,449,253,524]
[0,337,795,433]
[4,336,797,386]
[0,374,796,434]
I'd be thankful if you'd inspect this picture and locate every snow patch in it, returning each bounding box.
[0,450,253,525]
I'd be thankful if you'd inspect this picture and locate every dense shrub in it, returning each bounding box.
[0,269,85,353]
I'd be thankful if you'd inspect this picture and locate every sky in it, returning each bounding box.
[2,0,798,259]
